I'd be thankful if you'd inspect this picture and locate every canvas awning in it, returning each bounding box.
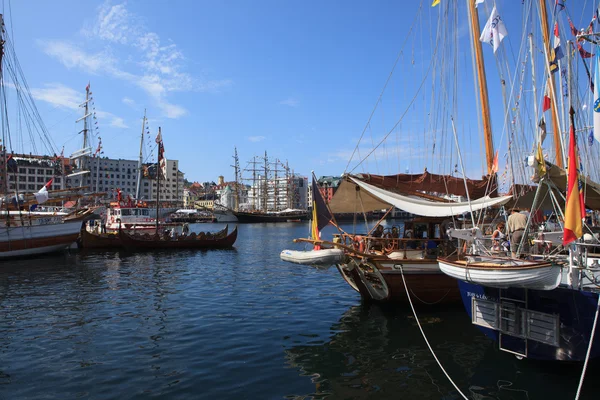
[329,176,512,217]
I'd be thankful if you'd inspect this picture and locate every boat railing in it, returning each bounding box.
[333,233,453,258]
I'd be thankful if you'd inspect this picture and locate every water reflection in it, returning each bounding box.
[285,303,600,399]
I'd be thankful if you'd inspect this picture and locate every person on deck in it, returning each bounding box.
[507,209,528,258]
[491,222,508,252]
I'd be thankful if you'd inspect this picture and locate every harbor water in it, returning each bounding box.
[1,222,599,399]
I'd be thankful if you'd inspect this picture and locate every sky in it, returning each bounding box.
[2,0,599,185]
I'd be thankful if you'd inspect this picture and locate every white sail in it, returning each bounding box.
[330,177,511,217]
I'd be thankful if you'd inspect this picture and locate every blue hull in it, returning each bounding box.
[459,281,600,361]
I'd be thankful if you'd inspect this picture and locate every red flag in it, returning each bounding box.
[543,87,551,112]
[491,150,499,173]
[563,108,584,245]
[577,42,594,58]
[44,178,53,189]
[86,82,90,91]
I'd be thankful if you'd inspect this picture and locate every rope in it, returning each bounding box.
[399,265,469,400]
[574,293,600,400]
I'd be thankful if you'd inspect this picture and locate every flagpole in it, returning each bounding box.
[156,127,161,234]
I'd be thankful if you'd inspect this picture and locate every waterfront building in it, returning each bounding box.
[1,149,66,193]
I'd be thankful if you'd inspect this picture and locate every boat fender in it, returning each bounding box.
[352,235,365,253]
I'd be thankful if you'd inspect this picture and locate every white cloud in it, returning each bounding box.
[41,1,233,119]
[280,97,299,107]
[122,97,136,107]
[248,136,266,142]
[30,82,128,129]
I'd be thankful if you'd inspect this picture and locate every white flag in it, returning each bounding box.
[475,0,485,8]
[34,186,49,204]
[479,6,508,53]
[594,53,600,143]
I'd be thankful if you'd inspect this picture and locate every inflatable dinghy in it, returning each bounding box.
[280,248,344,266]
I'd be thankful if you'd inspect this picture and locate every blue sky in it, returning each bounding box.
[3,0,599,185]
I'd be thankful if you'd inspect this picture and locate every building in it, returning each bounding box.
[66,156,184,204]
[245,174,308,211]
[317,176,342,202]
[2,151,66,193]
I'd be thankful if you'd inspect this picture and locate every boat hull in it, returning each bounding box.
[119,226,237,250]
[0,220,82,258]
[438,256,562,290]
[233,211,308,223]
[336,257,461,305]
[458,281,600,361]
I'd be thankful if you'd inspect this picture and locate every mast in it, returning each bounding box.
[136,109,147,200]
[538,0,564,168]
[80,84,90,188]
[155,126,161,233]
[231,147,240,211]
[285,161,290,209]
[263,151,268,211]
[467,0,495,175]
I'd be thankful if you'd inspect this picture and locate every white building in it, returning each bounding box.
[66,156,184,204]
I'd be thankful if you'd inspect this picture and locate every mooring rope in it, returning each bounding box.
[574,294,600,400]
[399,265,469,400]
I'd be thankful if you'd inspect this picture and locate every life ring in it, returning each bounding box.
[352,235,365,253]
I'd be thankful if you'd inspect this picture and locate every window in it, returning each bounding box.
[8,175,14,181]
[28,176,35,182]
[111,174,114,178]
[144,189,148,193]
[55,177,61,183]
[46,170,53,175]
[19,168,26,173]
[18,176,26,182]
[37,177,45,183]
[28,168,35,174]
[117,174,120,178]
[37,169,44,175]
[19,184,26,190]
[144,182,149,186]
[28,184,35,190]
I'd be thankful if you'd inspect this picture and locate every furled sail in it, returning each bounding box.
[329,176,511,217]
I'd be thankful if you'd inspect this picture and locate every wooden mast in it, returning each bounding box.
[155,127,161,233]
[467,0,495,175]
[538,0,564,168]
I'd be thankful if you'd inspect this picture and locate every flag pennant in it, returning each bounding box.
[34,178,54,204]
[594,52,600,143]
[563,107,584,246]
[479,6,508,53]
[475,0,485,8]
[577,42,594,58]
[155,127,167,179]
[568,17,579,36]
[491,150,499,173]
[553,22,564,61]
[554,0,565,15]
[589,130,595,146]
[543,86,551,112]
[539,117,547,143]
[431,0,440,7]
[535,143,547,176]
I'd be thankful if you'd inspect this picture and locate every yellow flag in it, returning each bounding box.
[432,0,440,6]
[535,143,546,176]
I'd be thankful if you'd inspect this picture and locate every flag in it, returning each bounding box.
[539,117,547,143]
[431,0,440,6]
[563,108,584,245]
[543,86,551,112]
[589,130,595,146]
[577,42,594,58]
[594,52,600,143]
[94,138,102,157]
[479,6,508,53]
[491,150,499,173]
[553,22,564,61]
[155,127,167,179]
[567,17,579,36]
[554,0,565,14]
[311,173,335,249]
[34,179,53,204]
[85,82,90,92]
[535,143,546,176]
[475,0,485,7]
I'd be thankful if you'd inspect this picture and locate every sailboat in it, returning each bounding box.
[230,150,308,223]
[0,14,93,258]
[433,1,600,363]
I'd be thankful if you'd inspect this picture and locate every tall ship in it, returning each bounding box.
[228,148,308,223]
